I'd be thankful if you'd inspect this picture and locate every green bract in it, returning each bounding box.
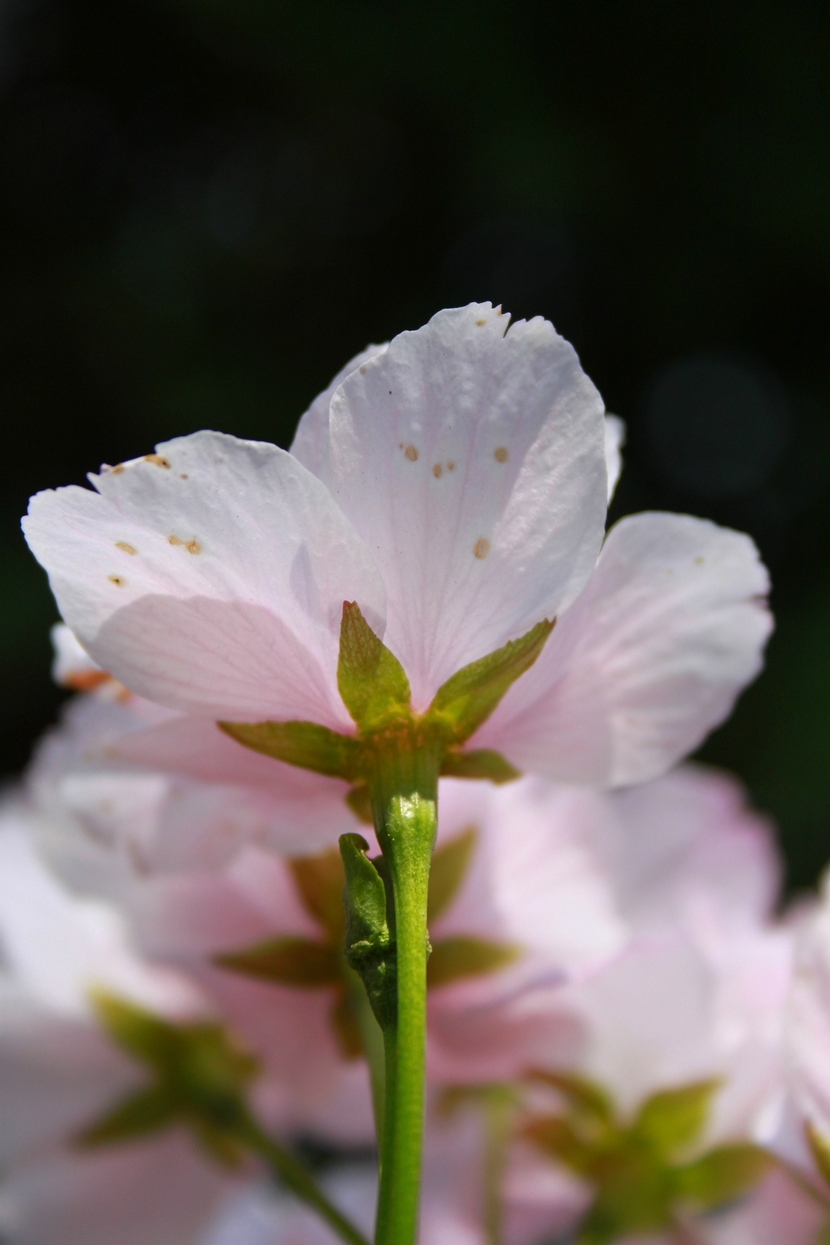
[77,991,258,1166]
[219,602,553,805]
[213,827,522,1041]
[525,1072,773,1244]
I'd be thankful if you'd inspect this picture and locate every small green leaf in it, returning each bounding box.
[337,601,411,732]
[674,1142,772,1209]
[524,1114,597,1174]
[440,748,521,784]
[75,1086,175,1147]
[339,833,390,954]
[218,719,362,780]
[633,1080,720,1157]
[214,937,340,987]
[289,848,347,942]
[339,833,396,1028]
[806,1122,830,1190]
[427,826,478,923]
[426,936,520,988]
[425,619,554,745]
[526,1069,616,1126]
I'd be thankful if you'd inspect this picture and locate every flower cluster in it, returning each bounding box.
[7,304,829,1245]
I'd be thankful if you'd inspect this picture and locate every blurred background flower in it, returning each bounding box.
[3,0,830,890]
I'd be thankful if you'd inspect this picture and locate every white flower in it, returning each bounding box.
[0,802,236,1245]
[23,304,770,818]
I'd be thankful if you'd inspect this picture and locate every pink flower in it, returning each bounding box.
[0,802,239,1245]
[24,305,770,832]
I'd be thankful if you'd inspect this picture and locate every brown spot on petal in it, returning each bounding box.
[180,473,188,479]
[433,463,443,478]
[108,575,126,586]
[405,445,419,462]
[494,447,508,463]
[447,461,456,472]
[144,454,171,468]
[473,538,490,560]
[168,535,184,546]
[359,366,367,375]
[185,539,202,555]
[108,464,125,475]
[476,319,486,326]
[694,555,705,565]
[115,541,137,555]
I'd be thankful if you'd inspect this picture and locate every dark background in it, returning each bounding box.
[3,0,830,890]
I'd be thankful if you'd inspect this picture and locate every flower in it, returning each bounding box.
[0,801,240,1245]
[23,304,771,827]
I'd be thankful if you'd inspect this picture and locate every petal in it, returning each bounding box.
[435,777,625,975]
[4,1132,231,1245]
[293,303,607,708]
[23,431,385,727]
[476,512,772,785]
[291,342,389,478]
[0,806,203,1019]
[599,764,780,936]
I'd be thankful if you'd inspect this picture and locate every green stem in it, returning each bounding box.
[240,1113,370,1245]
[370,748,439,1245]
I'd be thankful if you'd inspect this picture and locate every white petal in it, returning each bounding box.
[50,624,105,689]
[603,414,625,502]
[31,699,360,870]
[4,1132,232,1245]
[476,512,772,785]
[0,805,204,1019]
[598,764,780,936]
[24,431,385,727]
[291,342,389,478]
[435,777,625,976]
[293,303,607,708]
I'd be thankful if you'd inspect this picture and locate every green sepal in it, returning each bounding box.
[289,849,347,943]
[440,748,520,783]
[427,827,477,923]
[425,618,554,745]
[337,601,412,732]
[526,1069,616,1127]
[75,1086,175,1147]
[524,1114,598,1175]
[674,1142,772,1209]
[85,991,258,1165]
[633,1079,720,1158]
[806,1122,830,1190]
[214,936,341,987]
[218,719,362,780]
[427,936,520,988]
[339,833,396,1028]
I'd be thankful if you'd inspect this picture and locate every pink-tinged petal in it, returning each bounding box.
[23,431,385,727]
[293,303,607,708]
[0,993,140,1166]
[0,806,205,1020]
[291,342,389,478]
[597,765,780,936]
[787,879,830,1137]
[702,1169,825,1245]
[435,778,625,976]
[476,512,772,785]
[4,1132,234,1245]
